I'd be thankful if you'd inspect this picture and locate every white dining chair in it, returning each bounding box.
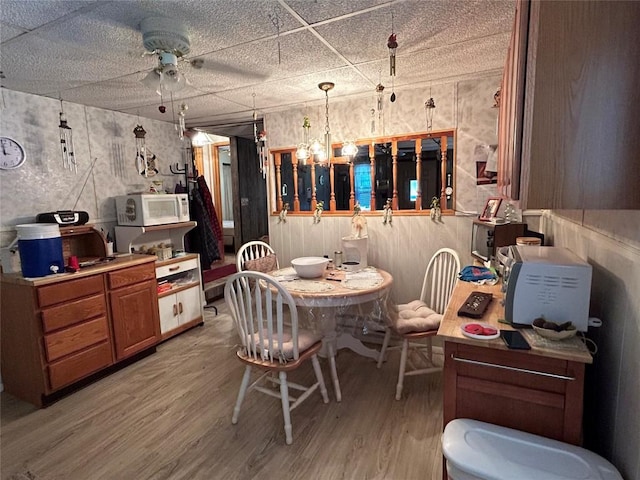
[377,248,461,399]
[225,270,329,445]
[236,240,279,273]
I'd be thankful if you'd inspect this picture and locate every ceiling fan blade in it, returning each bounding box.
[187,58,268,81]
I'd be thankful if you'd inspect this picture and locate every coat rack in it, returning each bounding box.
[170,162,189,195]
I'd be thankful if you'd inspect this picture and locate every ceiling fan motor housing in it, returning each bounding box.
[141,16,191,57]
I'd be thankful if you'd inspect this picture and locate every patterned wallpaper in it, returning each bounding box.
[0,89,189,247]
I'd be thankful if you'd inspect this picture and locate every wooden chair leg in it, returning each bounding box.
[311,354,330,403]
[278,371,293,445]
[396,338,409,400]
[232,366,252,424]
[377,327,392,368]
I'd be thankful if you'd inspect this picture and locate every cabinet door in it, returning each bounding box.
[444,342,584,445]
[158,294,180,334]
[176,285,203,325]
[502,0,640,209]
[110,280,160,360]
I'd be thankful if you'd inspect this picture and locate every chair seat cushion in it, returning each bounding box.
[391,300,443,334]
[243,253,278,273]
[246,327,322,362]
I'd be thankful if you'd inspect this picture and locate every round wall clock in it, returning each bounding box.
[0,137,26,170]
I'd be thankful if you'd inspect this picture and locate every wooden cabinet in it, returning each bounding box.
[108,263,160,360]
[0,256,159,407]
[498,0,640,209]
[443,342,585,445]
[115,224,204,341]
[438,280,592,457]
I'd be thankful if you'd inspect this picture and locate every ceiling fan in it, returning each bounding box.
[139,16,192,94]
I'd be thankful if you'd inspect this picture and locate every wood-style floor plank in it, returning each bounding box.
[1,298,444,480]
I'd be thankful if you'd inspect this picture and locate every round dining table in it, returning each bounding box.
[270,266,393,401]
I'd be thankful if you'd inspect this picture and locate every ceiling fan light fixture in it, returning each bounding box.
[162,70,186,93]
[141,69,162,94]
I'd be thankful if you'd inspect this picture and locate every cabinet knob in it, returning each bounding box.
[169,266,180,272]
[178,302,183,314]
[173,304,178,316]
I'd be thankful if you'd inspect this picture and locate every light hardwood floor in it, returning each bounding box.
[1,297,444,480]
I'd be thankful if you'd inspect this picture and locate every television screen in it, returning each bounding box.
[409,179,418,201]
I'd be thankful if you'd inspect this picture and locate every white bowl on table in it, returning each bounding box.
[291,257,329,278]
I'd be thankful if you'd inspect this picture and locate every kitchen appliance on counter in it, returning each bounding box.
[341,236,368,272]
[471,219,527,264]
[36,210,89,226]
[115,193,189,226]
[15,223,64,277]
[498,245,592,331]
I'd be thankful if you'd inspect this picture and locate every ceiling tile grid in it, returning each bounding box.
[0,0,516,134]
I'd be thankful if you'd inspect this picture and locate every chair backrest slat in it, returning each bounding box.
[225,271,300,364]
[420,248,461,314]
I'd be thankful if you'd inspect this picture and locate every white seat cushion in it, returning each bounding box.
[391,300,442,334]
[246,327,322,361]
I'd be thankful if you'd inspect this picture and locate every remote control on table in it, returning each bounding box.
[457,291,493,318]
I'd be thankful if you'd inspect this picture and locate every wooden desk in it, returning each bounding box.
[438,280,592,447]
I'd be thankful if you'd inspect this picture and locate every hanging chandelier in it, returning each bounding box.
[319,81,334,163]
[341,141,358,163]
[295,82,335,164]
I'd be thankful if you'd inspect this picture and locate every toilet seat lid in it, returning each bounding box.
[442,419,622,480]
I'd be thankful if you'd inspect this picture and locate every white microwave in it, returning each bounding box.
[498,245,592,332]
[115,194,190,226]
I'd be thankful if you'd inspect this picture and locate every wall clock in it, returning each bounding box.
[0,137,26,170]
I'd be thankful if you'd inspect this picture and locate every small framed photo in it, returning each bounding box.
[480,197,502,221]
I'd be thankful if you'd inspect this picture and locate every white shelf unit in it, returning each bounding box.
[114,222,204,341]
[156,254,204,340]
[114,221,197,254]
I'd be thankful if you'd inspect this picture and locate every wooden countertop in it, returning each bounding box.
[437,280,593,364]
[0,254,157,287]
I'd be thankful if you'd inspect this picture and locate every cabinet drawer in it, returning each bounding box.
[108,263,155,289]
[48,341,113,391]
[44,316,110,362]
[37,275,104,308]
[156,257,199,279]
[41,294,107,332]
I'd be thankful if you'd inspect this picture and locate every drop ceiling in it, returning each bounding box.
[0,0,515,138]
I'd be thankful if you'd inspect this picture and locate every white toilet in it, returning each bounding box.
[442,419,622,480]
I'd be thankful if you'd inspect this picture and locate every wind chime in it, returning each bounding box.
[253,93,268,179]
[425,87,436,131]
[372,82,385,134]
[387,12,398,102]
[172,100,187,140]
[133,123,156,177]
[59,99,77,173]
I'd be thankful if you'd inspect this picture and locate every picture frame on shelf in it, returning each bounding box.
[480,197,502,221]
